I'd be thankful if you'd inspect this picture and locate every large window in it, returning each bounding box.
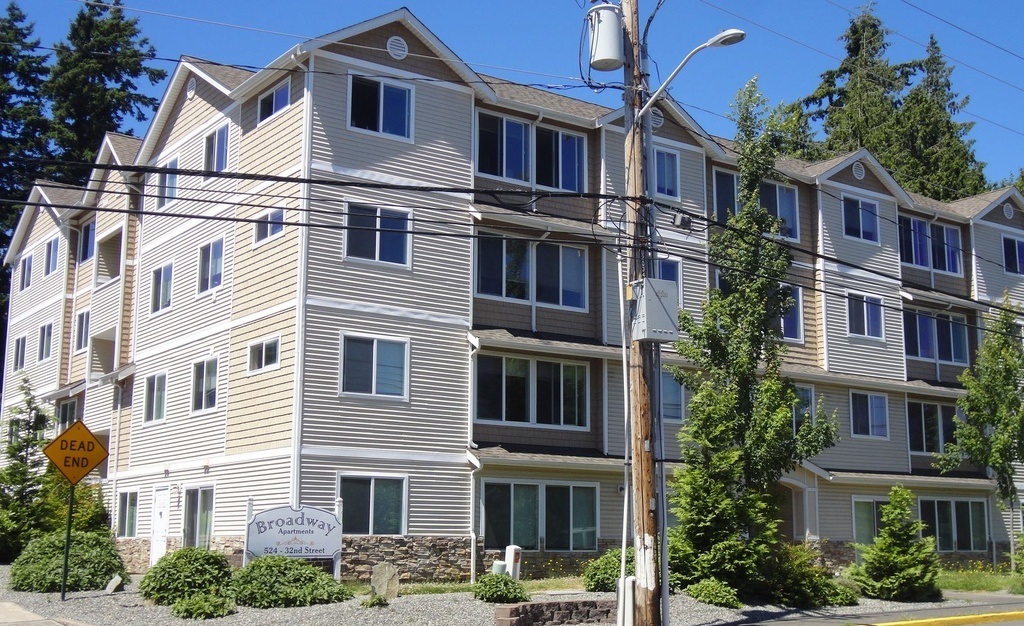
[75,311,90,352]
[340,335,407,397]
[661,370,686,421]
[477,236,529,300]
[255,208,284,243]
[144,373,166,422]
[12,336,26,371]
[58,399,77,432]
[760,182,799,239]
[920,499,987,552]
[198,239,223,293]
[851,391,887,438]
[1005,236,1024,274]
[843,196,879,243]
[654,149,678,199]
[38,324,52,362]
[151,263,173,313]
[338,476,404,535]
[349,75,411,139]
[535,244,586,308]
[204,125,228,176]
[478,113,530,182]
[476,236,586,309]
[258,80,289,123]
[249,337,280,373]
[848,293,883,338]
[931,224,961,274]
[19,255,32,291]
[191,358,218,412]
[79,221,95,262]
[899,216,961,274]
[483,482,597,551]
[45,237,59,275]
[781,286,803,341]
[793,385,813,433]
[853,498,886,548]
[117,492,138,537]
[156,158,178,208]
[907,401,956,454]
[346,205,409,265]
[183,487,213,549]
[904,310,968,364]
[476,355,587,427]
[536,127,585,192]
[714,170,739,223]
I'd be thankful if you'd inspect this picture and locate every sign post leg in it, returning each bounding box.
[60,484,75,601]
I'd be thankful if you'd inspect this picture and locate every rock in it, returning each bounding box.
[370,562,400,600]
[105,575,125,594]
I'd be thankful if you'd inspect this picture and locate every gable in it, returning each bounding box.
[651,114,702,148]
[151,69,236,162]
[322,22,463,84]
[830,162,890,196]
[979,194,1024,232]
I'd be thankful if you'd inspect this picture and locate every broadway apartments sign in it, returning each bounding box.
[245,505,342,561]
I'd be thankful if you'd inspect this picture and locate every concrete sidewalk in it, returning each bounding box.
[0,602,69,626]
[768,591,1024,625]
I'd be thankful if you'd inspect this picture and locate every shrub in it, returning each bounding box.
[685,578,741,608]
[850,485,942,602]
[582,547,633,592]
[360,593,390,608]
[232,556,353,608]
[170,593,235,620]
[472,573,530,603]
[762,543,858,608]
[139,548,232,605]
[10,530,128,592]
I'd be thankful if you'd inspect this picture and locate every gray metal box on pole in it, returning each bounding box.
[630,278,679,342]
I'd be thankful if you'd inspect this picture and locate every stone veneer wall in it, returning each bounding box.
[116,537,151,574]
[479,540,617,580]
[339,536,472,582]
[494,600,616,626]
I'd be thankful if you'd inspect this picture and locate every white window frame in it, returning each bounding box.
[852,496,888,552]
[930,224,962,276]
[19,255,32,291]
[75,310,90,353]
[907,400,958,455]
[850,390,889,439]
[660,370,686,422]
[343,204,412,267]
[254,208,285,245]
[336,472,408,536]
[204,124,228,178]
[182,485,215,549]
[475,232,588,311]
[156,157,178,209]
[247,336,280,374]
[654,147,680,200]
[476,111,531,183]
[474,353,589,430]
[713,168,740,224]
[197,238,224,295]
[38,323,52,362]
[338,333,410,400]
[191,357,219,414]
[117,491,138,538]
[919,497,988,552]
[847,291,884,340]
[150,262,173,314]
[79,220,95,262]
[1004,235,1024,276]
[842,195,880,244]
[899,215,930,268]
[534,124,586,192]
[347,73,414,142]
[654,258,682,307]
[760,180,800,241]
[257,79,290,125]
[934,313,969,365]
[781,286,804,343]
[144,372,167,423]
[12,336,26,371]
[44,236,59,275]
[57,398,78,432]
[480,479,599,553]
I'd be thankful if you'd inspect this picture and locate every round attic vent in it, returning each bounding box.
[386,36,409,60]
[186,77,196,100]
[851,161,866,180]
[1004,202,1015,220]
[650,107,664,130]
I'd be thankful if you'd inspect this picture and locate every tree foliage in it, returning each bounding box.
[0,378,52,561]
[938,295,1024,502]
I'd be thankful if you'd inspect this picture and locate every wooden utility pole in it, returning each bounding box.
[621,1,660,624]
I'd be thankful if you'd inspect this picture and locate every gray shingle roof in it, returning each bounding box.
[105,132,143,164]
[946,187,1014,219]
[480,73,612,121]
[34,180,82,209]
[181,55,254,90]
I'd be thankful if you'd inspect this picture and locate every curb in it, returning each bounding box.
[872,611,1024,625]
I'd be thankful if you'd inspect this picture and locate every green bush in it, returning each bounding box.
[472,573,530,603]
[360,593,390,608]
[9,530,128,592]
[170,593,235,620]
[685,578,741,608]
[231,556,353,608]
[582,547,633,592]
[139,548,232,605]
[762,543,858,608]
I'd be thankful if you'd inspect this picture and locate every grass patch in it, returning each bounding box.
[360,576,584,597]
[402,581,473,595]
[937,569,1013,592]
[522,577,584,593]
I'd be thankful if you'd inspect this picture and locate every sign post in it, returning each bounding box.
[42,421,109,601]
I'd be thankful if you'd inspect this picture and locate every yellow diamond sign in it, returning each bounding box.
[43,421,108,485]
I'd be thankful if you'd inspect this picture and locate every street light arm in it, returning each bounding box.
[635,42,709,122]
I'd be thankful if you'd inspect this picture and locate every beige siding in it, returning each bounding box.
[81,383,116,434]
[782,266,818,368]
[807,383,909,473]
[230,183,300,318]
[605,359,626,456]
[158,71,235,152]
[237,72,305,191]
[323,23,463,84]
[831,164,890,195]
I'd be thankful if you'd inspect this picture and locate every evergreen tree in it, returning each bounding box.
[667,79,838,596]
[938,295,1024,502]
[42,0,165,184]
[0,379,51,562]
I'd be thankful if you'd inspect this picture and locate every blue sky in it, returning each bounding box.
[26,0,1024,193]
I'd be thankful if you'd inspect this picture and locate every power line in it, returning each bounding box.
[896,0,1024,66]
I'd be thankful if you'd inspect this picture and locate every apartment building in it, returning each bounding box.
[4,8,1022,579]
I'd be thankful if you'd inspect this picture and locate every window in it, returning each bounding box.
[661,370,686,421]
[483,482,597,551]
[899,216,930,268]
[476,355,588,427]
[907,401,957,453]
[714,170,739,223]
[655,259,679,284]
[204,125,228,176]
[191,358,218,412]
[848,293,883,338]
[117,492,138,537]
[1005,236,1024,274]
[536,244,586,308]
[255,208,284,243]
[851,392,888,438]
[156,158,178,208]
[536,127,585,192]
[338,476,404,535]
[781,286,803,341]
[900,216,961,274]
[79,221,95,261]
[340,336,406,397]
[45,237,59,275]
[843,197,879,242]
[19,255,31,290]
[12,336,26,371]
[930,224,961,274]
[151,264,172,313]
[903,310,936,359]
[346,205,409,265]
[75,311,89,352]
[248,338,279,372]
[478,113,529,182]
[904,310,967,364]
[654,149,678,198]
[793,386,813,433]
[853,499,886,549]
[183,487,213,549]
[38,324,52,362]
[350,75,411,139]
[58,399,77,432]
[936,314,968,364]
[476,236,587,309]
[760,182,799,239]
[198,239,223,293]
[258,80,289,123]
[920,499,987,552]
[144,373,166,422]
[477,236,530,300]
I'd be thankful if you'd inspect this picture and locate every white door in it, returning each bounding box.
[150,487,169,566]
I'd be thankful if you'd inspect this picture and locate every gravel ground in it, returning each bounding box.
[0,566,972,626]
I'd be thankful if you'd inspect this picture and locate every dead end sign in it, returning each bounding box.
[43,421,108,485]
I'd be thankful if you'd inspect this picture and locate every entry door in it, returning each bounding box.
[150,487,169,566]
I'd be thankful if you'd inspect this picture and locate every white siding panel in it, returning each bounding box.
[974,225,1024,303]
[605,360,625,457]
[82,383,116,434]
[89,279,121,337]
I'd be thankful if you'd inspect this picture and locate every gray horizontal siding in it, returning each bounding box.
[823,272,905,380]
[819,185,900,276]
[806,382,908,473]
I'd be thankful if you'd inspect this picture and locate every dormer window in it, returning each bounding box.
[258,80,289,123]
